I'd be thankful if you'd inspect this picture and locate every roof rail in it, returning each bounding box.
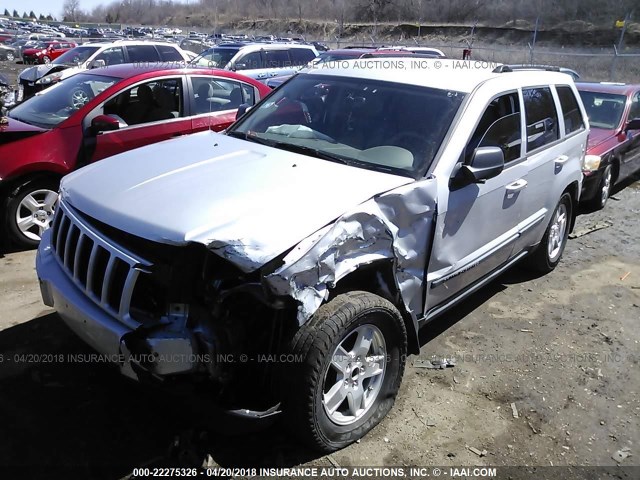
[493,64,561,73]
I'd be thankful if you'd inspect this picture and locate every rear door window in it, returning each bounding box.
[290,48,316,66]
[126,45,161,63]
[523,87,560,151]
[264,49,290,68]
[556,86,585,135]
[157,45,183,62]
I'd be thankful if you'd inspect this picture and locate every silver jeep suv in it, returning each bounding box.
[36,59,587,451]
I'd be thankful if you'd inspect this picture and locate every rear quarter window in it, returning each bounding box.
[523,86,560,151]
[556,86,585,135]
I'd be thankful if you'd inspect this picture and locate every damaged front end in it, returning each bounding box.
[37,173,437,411]
[37,198,298,413]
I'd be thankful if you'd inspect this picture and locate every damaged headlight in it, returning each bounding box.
[36,71,63,85]
[582,154,601,172]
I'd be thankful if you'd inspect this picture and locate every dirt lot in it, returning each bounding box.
[0,58,639,479]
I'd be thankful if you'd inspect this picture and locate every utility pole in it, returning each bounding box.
[529,16,539,65]
[610,11,632,81]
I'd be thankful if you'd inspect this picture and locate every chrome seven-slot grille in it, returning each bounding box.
[50,199,152,329]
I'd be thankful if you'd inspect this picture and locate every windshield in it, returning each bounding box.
[53,46,100,66]
[190,47,239,68]
[9,73,118,128]
[229,74,465,178]
[579,91,627,129]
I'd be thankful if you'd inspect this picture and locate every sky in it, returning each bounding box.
[1,0,105,18]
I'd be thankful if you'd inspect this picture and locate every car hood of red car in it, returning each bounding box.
[587,127,615,151]
[0,117,47,145]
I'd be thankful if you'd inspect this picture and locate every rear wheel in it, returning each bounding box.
[286,291,407,452]
[6,52,15,61]
[523,192,572,273]
[42,56,51,64]
[4,179,59,248]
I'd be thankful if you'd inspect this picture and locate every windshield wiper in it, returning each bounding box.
[226,131,353,165]
[271,142,352,165]
[226,131,277,147]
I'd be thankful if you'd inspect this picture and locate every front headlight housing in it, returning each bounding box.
[583,154,601,172]
[36,71,64,85]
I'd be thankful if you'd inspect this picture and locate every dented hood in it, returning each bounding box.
[62,131,413,271]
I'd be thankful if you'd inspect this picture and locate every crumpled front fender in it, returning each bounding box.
[265,178,438,330]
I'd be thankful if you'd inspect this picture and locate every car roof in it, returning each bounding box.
[80,64,270,86]
[305,58,574,93]
[576,82,640,96]
[83,39,180,48]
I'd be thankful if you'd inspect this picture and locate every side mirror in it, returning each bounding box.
[91,114,121,133]
[455,146,505,186]
[626,118,640,131]
[91,59,106,69]
[235,103,252,120]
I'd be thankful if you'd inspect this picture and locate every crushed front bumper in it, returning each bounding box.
[36,228,198,381]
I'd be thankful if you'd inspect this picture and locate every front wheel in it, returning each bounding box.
[590,164,612,211]
[6,52,15,61]
[285,291,407,452]
[523,192,572,273]
[4,179,59,248]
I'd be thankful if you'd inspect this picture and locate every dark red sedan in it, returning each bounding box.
[577,82,640,209]
[22,41,78,64]
[0,64,271,247]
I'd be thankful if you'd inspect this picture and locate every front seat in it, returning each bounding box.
[123,84,155,125]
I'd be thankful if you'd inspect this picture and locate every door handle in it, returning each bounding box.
[555,155,570,165]
[506,179,528,192]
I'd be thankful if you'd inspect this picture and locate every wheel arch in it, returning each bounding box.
[3,170,63,198]
[328,260,420,355]
[562,180,579,233]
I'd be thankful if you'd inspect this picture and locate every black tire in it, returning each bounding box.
[285,291,407,452]
[4,179,59,249]
[589,164,612,211]
[523,192,572,273]
[6,52,15,61]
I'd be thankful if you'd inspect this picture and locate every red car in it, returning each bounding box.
[577,82,640,209]
[22,41,78,64]
[0,64,271,247]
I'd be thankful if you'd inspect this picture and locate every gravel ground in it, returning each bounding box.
[0,58,638,479]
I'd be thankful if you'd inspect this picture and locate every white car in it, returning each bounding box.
[17,40,193,100]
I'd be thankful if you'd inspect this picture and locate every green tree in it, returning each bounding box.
[3,8,10,16]
[29,10,36,18]
[22,11,28,18]
[12,9,18,17]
